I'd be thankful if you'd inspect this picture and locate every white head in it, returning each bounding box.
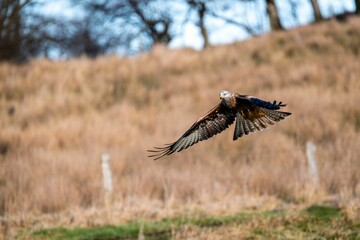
[219,90,232,99]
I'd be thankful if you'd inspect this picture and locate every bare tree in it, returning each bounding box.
[309,0,323,21]
[56,14,121,58]
[0,0,63,61]
[265,0,283,30]
[0,0,31,61]
[128,0,172,45]
[82,0,174,52]
[184,0,257,49]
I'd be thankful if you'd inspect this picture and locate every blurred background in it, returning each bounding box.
[1,0,360,238]
[0,0,357,60]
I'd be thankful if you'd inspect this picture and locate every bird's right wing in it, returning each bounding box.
[148,103,236,160]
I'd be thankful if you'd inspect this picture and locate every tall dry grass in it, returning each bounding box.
[1,17,360,233]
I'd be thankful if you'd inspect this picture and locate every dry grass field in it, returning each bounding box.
[1,17,360,239]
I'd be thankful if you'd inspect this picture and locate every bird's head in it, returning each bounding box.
[219,90,232,99]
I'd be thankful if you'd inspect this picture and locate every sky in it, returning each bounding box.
[37,0,356,52]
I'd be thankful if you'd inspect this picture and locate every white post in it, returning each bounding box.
[101,152,113,199]
[138,223,145,240]
[306,141,318,187]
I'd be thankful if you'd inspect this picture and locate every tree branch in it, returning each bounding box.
[208,10,257,36]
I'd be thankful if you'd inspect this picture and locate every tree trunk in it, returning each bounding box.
[0,0,24,61]
[309,0,322,21]
[198,2,209,49]
[187,0,209,49]
[266,0,283,31]
[356,0,360,15]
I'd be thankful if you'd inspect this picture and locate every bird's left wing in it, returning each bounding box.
[148,103,236,160]
[233,94,291,140]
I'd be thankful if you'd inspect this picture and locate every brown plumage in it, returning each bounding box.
[148,90,291,160]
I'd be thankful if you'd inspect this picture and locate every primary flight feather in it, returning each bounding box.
[148,90,291,160]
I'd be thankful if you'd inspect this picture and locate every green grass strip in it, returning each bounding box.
[26,205,360,240]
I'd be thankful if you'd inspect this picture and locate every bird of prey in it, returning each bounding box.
[148,90,291,160]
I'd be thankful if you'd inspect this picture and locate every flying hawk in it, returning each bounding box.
[148,90,291,160]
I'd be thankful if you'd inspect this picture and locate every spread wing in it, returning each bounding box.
[233,94,291,140]
[148,103,236,160]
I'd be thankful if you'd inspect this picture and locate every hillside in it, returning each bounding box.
[1,17,360,237]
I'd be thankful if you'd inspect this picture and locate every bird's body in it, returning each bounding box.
[148,90,291,160]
